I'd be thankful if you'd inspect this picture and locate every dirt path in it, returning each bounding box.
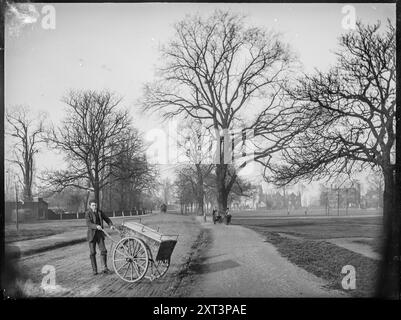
[189,219,347,297]
[11,213,202,297]
[10,214,350,297]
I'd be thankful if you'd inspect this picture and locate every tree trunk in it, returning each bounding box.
[376,168,399,298]
[196,164,205,216]
[216,178,228,215]
[94,185,100,209]
[119,183,124,211]
[215,164,226,214]
[84,187,91,212]
[23,170,33,201]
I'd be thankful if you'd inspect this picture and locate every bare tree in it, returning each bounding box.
[43,89,138,207]
[102,130,158,211]
[142,10,294,214]
[5,105,46,201]
[160,178,173,205]
[270,21,396,297]
[173,166,197,214]
[177,119,214,216]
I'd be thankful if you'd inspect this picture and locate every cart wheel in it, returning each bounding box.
[112,237,149,283]
[149,258,170,280]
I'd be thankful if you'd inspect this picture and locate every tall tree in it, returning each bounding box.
[270,21,396,297]
[106,130,157,211]
[177,120,214,216]
[43,89,138,207]
[160,178,173,205]
[142,10,294,214]
[174,166,198,214]
[5,105,46,201]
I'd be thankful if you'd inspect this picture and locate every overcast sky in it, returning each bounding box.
[5,3,395,202]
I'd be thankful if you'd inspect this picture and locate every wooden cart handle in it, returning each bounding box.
[101,227,121,243]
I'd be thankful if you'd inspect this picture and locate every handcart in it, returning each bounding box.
[102,220,178,283]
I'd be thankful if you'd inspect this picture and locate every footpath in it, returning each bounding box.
[190,217,347,297]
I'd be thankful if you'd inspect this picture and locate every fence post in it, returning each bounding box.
[113,211,115,217]
[60,212,63,220]
[122,211,124,217]
[77,211,79,219]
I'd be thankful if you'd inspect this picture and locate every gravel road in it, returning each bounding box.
[12,213,202,297]
[10,214,348,298]
[189,219,347,297]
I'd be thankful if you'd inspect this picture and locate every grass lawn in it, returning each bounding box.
[4,216,130,242]
[233,216,383,239]
[5,229,60,243]
[233,217,383,297]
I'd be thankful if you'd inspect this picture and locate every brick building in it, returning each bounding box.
[5,198,48,223]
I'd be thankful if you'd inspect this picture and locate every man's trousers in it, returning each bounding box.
[89,231,108,272]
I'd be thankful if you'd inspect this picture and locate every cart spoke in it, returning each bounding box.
[127,262,133,280]
[151,260,169,279]
[124,240,131,256]
[132,262,140,278]
[120,241,134,258]
[131,261,140,277]
[115,248,131,259]
[132,241,141,256]
[128,239,135,256]
[116,261,129,273]
[122,263,130,279]
[135,260,146,271]
[122,244,132,257]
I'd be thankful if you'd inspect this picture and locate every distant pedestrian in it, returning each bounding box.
[212,208,217,224]
[85,200,115,275]
[225,208,232,225]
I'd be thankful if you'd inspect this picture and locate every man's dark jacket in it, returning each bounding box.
[85,209,114,242]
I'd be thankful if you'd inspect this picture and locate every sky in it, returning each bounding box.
[4,2,396,202]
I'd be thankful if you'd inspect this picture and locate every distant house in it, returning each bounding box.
[5,198,48,223]
[231,189,302,210]
[361,190,383,209]
[262,191,302,210]
[320,185,361,209]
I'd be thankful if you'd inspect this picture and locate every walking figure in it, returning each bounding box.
[225,208,232,225]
